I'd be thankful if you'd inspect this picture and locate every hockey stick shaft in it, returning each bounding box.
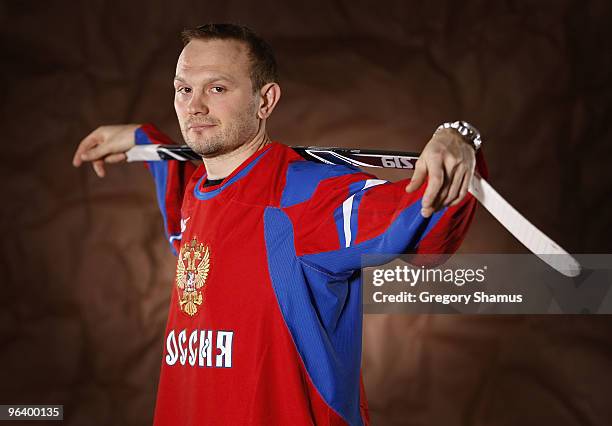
[126,144,581,277]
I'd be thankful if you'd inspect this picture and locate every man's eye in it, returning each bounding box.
[176,87,192,94]
[211,87,225,94]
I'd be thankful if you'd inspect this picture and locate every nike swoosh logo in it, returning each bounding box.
[180,217,190,233]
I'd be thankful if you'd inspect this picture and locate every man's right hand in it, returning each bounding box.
[72,124,141,178]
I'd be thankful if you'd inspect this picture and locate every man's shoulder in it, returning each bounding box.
[274,144,365,208]
[272,141,361,178]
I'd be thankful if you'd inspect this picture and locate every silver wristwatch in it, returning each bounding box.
[435,120,482,151]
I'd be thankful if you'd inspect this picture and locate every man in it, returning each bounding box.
[72,24,486,426]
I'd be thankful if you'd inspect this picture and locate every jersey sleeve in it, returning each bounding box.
[135,123,198,256]
[282,150,488,276]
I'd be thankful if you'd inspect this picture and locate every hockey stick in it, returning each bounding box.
[126,144,582,277]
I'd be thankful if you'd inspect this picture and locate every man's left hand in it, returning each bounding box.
[405,128,476,218]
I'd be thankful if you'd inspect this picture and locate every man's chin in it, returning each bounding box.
[184,139,224,158]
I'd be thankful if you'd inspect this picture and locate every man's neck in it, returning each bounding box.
[202,131,271,180]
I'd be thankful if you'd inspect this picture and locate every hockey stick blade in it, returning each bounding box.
[468,173,581,277]
[126,144,582,277]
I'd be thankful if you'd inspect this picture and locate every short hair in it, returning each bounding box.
[181,23,278,92]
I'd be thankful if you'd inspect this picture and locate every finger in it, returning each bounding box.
[427,170,453,214]
[450,171,472,207]
[443,165,466,206]
[92,160,106,178]
[81,142,113,163]
[421,160,444,216]
[430,158,458,211]
[73,129,102,167]
[104,153,127,164]
[405,160,427,193]
[432,182,450,212]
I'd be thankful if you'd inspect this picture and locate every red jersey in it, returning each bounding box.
[136,124,486,425]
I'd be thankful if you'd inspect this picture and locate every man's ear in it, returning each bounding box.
[257,83,281,119]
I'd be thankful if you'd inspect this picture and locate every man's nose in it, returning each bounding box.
[187,92,209,115]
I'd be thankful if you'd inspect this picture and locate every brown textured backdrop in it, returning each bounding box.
[1,0,611,425]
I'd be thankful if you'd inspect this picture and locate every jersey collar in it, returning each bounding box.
[193,142,276,201]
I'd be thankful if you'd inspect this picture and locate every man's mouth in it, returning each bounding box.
[188,124,217,130]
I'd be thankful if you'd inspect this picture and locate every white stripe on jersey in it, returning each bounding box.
[342,179,387,247]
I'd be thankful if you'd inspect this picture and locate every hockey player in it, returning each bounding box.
[73,24,486,426]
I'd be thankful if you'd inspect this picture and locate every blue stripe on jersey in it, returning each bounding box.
[264,208,364,426]
[280,161,360,208]
[302,200,446,275]
[193,148,271,200]
[135,128,177,256]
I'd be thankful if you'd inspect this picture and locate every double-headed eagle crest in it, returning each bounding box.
[176,237,210,317]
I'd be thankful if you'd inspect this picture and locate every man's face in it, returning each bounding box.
[174,39,260,157]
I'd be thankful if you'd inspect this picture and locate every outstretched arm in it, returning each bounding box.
[284,127,486,275]
[72,124,141,177]
[73,124,200,255]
